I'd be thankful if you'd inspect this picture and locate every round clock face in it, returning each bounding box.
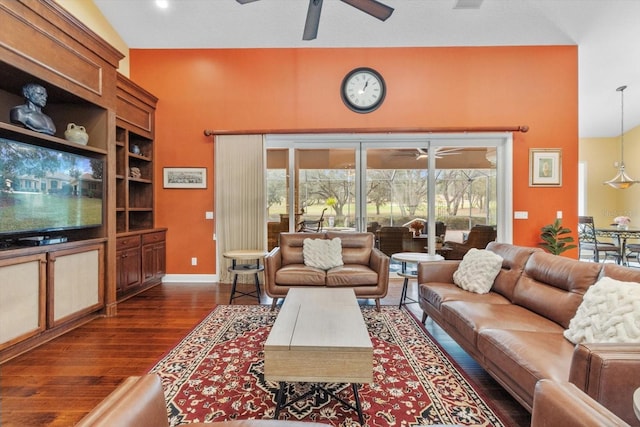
[341,67,386,113]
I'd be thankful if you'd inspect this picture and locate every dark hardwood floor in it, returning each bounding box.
[0,280,531,427]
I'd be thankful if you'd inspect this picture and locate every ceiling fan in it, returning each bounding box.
[236,0,394,41]
[396,147,464,160]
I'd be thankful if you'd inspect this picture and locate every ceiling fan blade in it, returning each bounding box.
[340,0,394,21]
[236,0,260,4]
[303,0,323,40]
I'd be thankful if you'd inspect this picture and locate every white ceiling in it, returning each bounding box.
[93,0,640,138]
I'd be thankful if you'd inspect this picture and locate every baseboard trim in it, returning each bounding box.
[162,274,218,283]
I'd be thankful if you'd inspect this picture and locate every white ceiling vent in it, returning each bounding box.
[453,0,484,10]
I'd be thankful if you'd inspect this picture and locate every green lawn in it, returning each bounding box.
[0,192,102,232]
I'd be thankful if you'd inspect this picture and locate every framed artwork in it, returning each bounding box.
[163,167,207,189]
[529,149,562,187]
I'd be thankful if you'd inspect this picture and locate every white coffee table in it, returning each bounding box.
[391,252,444,308]
[264,288,373,424]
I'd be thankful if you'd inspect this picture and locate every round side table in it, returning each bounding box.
[391,252,444,308]
[223,250,266,304]
[634,387,640,422]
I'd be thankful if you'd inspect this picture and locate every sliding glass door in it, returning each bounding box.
[265,134,511,253]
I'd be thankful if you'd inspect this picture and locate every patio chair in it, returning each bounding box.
[297,208,327,232]
[376,226,413,256]
[441,224,496,260]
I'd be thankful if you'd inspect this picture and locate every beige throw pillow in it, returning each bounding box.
[303,237,343,270]
[453,248,503,294]
[564,276,640,344]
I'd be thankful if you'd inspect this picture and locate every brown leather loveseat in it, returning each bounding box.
[417,242,640,425]
[264,232,389,310]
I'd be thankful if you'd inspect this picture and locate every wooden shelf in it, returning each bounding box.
[115,74,158,235]
[0,0,124,361]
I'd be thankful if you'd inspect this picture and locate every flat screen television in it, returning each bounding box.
[0,136,104,238]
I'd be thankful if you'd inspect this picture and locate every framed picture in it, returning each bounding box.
[163,167,207,189]
[529,149,562,187]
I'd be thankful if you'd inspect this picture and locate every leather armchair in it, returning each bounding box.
[442,224,497,259]
[76,374,331,427]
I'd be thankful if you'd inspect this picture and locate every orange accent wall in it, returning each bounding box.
[129,46,579,275]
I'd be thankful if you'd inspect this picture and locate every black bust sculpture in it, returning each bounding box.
[10,83,56,135]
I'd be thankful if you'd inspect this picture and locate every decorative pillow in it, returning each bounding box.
[452,248,503,294]
[303,238,343,270]
[564,277,640,344]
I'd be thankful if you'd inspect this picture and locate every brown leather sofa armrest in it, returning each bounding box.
[531,379,631,427]
[368,247,388,273]
[76,375,172,427]
[264,246,282,297]
[77,375,331,427]
[569,343,640,425]
[417,260,460,284]
[369,248,390,291]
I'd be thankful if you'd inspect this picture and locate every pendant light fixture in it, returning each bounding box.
[604,85,638,189]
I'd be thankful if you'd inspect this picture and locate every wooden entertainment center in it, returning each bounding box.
[0,0,165,363]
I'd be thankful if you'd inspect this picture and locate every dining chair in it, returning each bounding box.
[577,216,621,263]
[626,243,640,266]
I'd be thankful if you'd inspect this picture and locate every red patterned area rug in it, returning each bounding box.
[149,305,508,426]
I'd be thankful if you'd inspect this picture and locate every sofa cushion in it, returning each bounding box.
[441,301,564,348]
[514,251,602,329]
[326,264,379,287]
[453,248,503,294]
[419,282,510,311]
[303,237,343,270]
[275,264,326,286]
[477,329,575,408]
[327,232,373,265]
[564,276,640,344]
[485,242,542,301]
[280,233,326,266]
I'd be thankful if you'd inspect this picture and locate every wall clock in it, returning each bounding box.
[341,67,386,113]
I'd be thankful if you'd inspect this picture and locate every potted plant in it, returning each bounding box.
[410,220,424,236]
[539,218,577,255]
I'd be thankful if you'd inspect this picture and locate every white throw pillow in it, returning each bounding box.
[564,277,640,344]
[452,248,503,294]
[303,237,343,270]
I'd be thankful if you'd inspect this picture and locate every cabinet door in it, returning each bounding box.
[0,254,47,351]
[48,243,104,328]
[117,247,141,293]
[142,242,166,284]
[154,241,166,278]
[142,243,157,283]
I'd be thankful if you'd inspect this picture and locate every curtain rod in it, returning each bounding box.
[203,125,529,137]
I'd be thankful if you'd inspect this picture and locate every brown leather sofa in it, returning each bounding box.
[417,241,640,425]
[76,374,331,427]
[264,232,389,310]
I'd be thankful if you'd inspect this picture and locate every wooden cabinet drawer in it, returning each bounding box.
[142,231,166,245]
[116,235,141,250]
